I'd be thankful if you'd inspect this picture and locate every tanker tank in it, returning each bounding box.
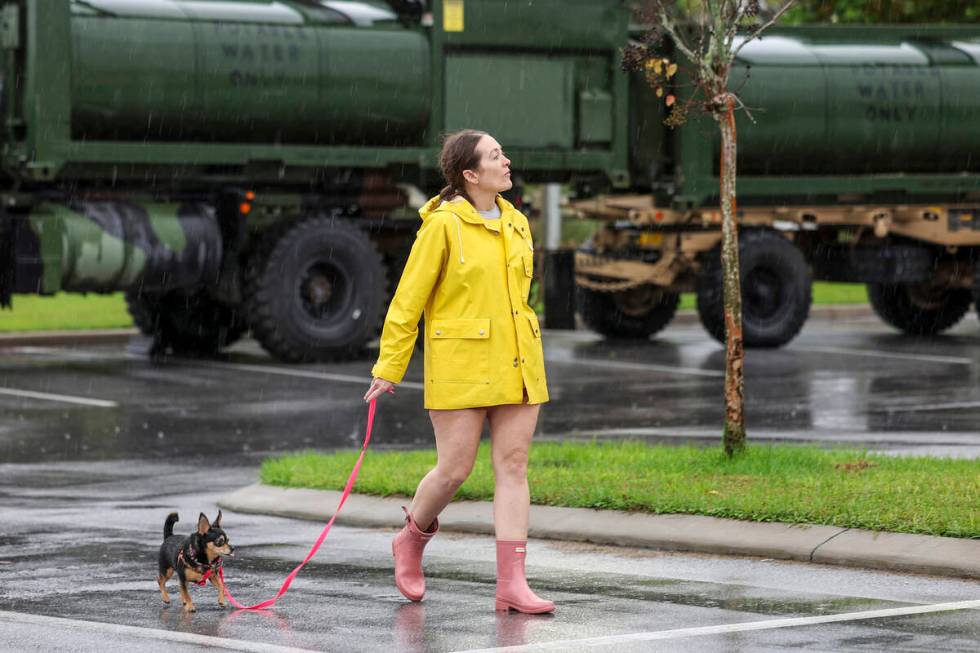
[69,0,431,145]
[727,33,980,176]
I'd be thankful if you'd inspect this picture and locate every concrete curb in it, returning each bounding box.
[0,305,874,349]
[219,483,980,581]
[0,328,138,348]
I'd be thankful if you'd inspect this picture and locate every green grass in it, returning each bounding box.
[808,282,870,304]
[261,442,979,539]
[678,282,868,311]
[0,293,134,332]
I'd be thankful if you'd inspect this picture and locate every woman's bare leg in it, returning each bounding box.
[408,407,486,530]
[487,402,540,540]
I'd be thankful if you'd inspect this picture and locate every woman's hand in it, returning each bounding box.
[363,377,396,403]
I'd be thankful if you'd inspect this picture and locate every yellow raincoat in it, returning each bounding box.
[371,194,549,409]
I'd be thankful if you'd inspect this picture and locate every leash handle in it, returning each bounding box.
[220,398,378,610]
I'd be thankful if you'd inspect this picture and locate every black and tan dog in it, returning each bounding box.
[158,511,234,611]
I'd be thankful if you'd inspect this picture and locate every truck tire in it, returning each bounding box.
[246,216,386,362]
[125,289,246,356]
[697,229,811,347]
[867,282,971,335]
[577,284,680,339]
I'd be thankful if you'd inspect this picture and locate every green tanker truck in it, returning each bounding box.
[0,0,631,360]
[1,0,979,360]
[576,23,980,346]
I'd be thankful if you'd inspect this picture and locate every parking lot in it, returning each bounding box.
[1,315,979,651]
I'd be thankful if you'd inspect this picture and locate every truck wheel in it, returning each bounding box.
[577,284,680,339]
[697,229,811,347]
[125,289,246,355]
[246,217,386,362]
[867,282,971,335]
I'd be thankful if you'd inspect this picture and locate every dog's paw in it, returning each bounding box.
[183,604,196,613]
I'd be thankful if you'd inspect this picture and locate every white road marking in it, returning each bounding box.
[194,353,722,383]
[547,354,723,378]
[0,610,320,653]
[877,400,980,413]
[452,599,980,652]
[544,427,980,446]
[22,341,968,381]
[582,359,723,377]
[0,386,117,408]
[873,401,980,413]
[12,346,426,391]
[192,359,426,391]
[8,346,105,359]
[792,345,972,366]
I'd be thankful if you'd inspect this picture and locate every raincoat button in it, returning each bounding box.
[513,310,518,315]
[435,330,442,336]
[513,358,518,367]
[479,329,485,335]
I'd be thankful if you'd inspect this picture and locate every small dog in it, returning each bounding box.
[158,511,234,612]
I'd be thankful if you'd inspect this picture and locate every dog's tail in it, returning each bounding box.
[164,512,179,540]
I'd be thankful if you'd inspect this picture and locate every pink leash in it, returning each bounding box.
[217,397,378,610]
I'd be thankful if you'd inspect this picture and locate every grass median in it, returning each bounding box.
[261,442,978,539]
[678,282,867,311]
[0,293,133,332]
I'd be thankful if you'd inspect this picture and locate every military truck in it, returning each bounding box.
[3,1,979,360]
[0,0,632,360]
[575,26,980,347]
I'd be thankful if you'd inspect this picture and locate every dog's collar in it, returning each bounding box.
[178,546,210,571]
[177,548,223,586]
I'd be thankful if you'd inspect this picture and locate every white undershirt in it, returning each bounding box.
[477,205,501,220]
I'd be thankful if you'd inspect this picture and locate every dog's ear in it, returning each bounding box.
[197,512,211,535]
[213,510,222,529]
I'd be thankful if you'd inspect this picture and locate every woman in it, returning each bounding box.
[363,129,553,614]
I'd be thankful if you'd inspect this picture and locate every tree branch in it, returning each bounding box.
[732,0,795,58]
[654,1,699,64]
[724,1,743,57]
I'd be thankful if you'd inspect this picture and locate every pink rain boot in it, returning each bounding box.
[392,507,439,602]
[495,540,555,614]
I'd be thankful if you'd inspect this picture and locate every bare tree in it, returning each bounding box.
[624,0,794,457]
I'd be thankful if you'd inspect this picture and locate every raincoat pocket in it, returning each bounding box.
[429,318,491,384]
[521,251,534,278]
[527,313,542,339]
[520,250,534,299]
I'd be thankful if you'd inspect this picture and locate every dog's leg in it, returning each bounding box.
[158,568,174,604]
[210,572,227,608]
[178,578,196,613]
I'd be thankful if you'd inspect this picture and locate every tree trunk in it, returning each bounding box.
[717,96,746,457]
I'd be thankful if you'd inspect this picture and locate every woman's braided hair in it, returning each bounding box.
[437,129,488,204]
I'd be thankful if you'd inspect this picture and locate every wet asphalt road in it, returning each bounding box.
[1,315,979,651]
